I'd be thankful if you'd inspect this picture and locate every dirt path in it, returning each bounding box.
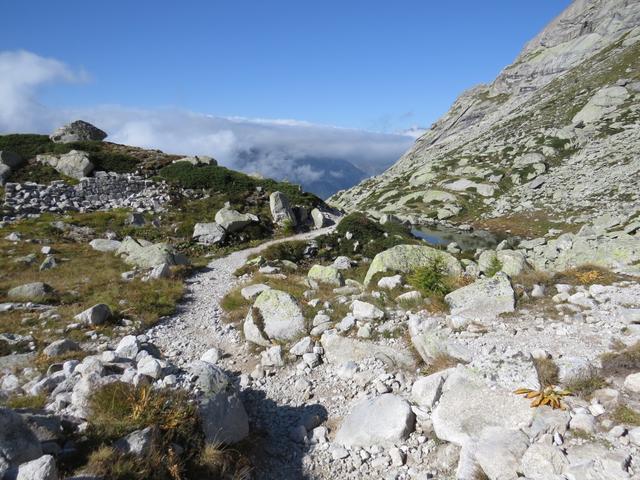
[147,224,337,366]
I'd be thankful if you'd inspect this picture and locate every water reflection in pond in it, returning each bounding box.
[411,224,506,252]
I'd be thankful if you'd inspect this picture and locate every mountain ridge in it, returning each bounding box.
[329,0,640,236]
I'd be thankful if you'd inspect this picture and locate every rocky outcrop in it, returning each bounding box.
[116,237,189,269]
[174,155,217,166]
[335,394,415,447]
[37,150,94,179]
[50,120,107,143]
[192,222,226,245]
[363,244,461,285]
[329,0,640,230]
[243,289,306,345]
[214,207,258,233]
[269,191,297,226]
[444,273,516,321]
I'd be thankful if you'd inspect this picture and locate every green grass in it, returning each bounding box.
[611,405,640,426]
[1,393,48,409]
[258,241,308,263]
[317,211,418,259]
[158,162,320,208]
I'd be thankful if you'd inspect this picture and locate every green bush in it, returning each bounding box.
[0,134,55,159]
[159,163,255,192]
[408,256,452,296]
[485,255,503,277]
[319,212,417,259]
[89,151,140,173]
[158,162,322,208]
[260,240,308,262]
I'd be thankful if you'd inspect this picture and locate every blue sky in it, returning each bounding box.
[0,1,572,196]
[2,0,570,132]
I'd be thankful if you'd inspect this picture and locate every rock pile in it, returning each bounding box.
[2,172,170,219]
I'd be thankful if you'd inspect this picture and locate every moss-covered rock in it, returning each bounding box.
[364,244,462,286]
[307,264,344,286]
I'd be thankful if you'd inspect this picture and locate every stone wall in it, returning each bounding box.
[2,172,171,218]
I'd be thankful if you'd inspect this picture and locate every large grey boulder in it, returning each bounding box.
[74,304,112,326]
[89,239,122,252]
[15,454,58,480]
[320,330,415,369]
[50,120,107,143]
[117,238,189,269]
[444,272,515,321]
[37,150,94,179]
[7,282,54,302]
[311,208,327,229]
[269,191,297,226]
[43,339,79,357]
[214,207,258,233]
[307,264,344,286]
[193,223,226,245]
[478,250,529,277]
[474,427,529,480]
[364,244,462,286]
[0,408,43,475]
[335,394,415,447]
[188,360,229,397]
[432,367,533,446]
[174,155,217,166]
[199,391,249,444]
[572,85,629,124]
[243,289,306,345]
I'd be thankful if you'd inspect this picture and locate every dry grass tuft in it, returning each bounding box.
[611,405,640,426]
[533,357,560,388]
[563,370,608,399]
[601,341,640,376]
[220,287,250,325]
[2,393,48,409]
[552,264,620,286]
[421,352,462,376]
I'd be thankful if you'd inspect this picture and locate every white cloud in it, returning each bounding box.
[0,50,415,196]
[0,50,87,132]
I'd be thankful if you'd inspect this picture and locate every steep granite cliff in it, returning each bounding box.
[329,0,640,235]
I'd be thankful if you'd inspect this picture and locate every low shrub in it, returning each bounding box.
[407,256,452,296]
[484,255,503,277]
[259,240,308,263]
[601,341,640,375]
[532,357,559,388]
[318,212,417,259]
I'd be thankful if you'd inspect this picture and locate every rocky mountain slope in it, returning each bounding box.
[329,0,640,235]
